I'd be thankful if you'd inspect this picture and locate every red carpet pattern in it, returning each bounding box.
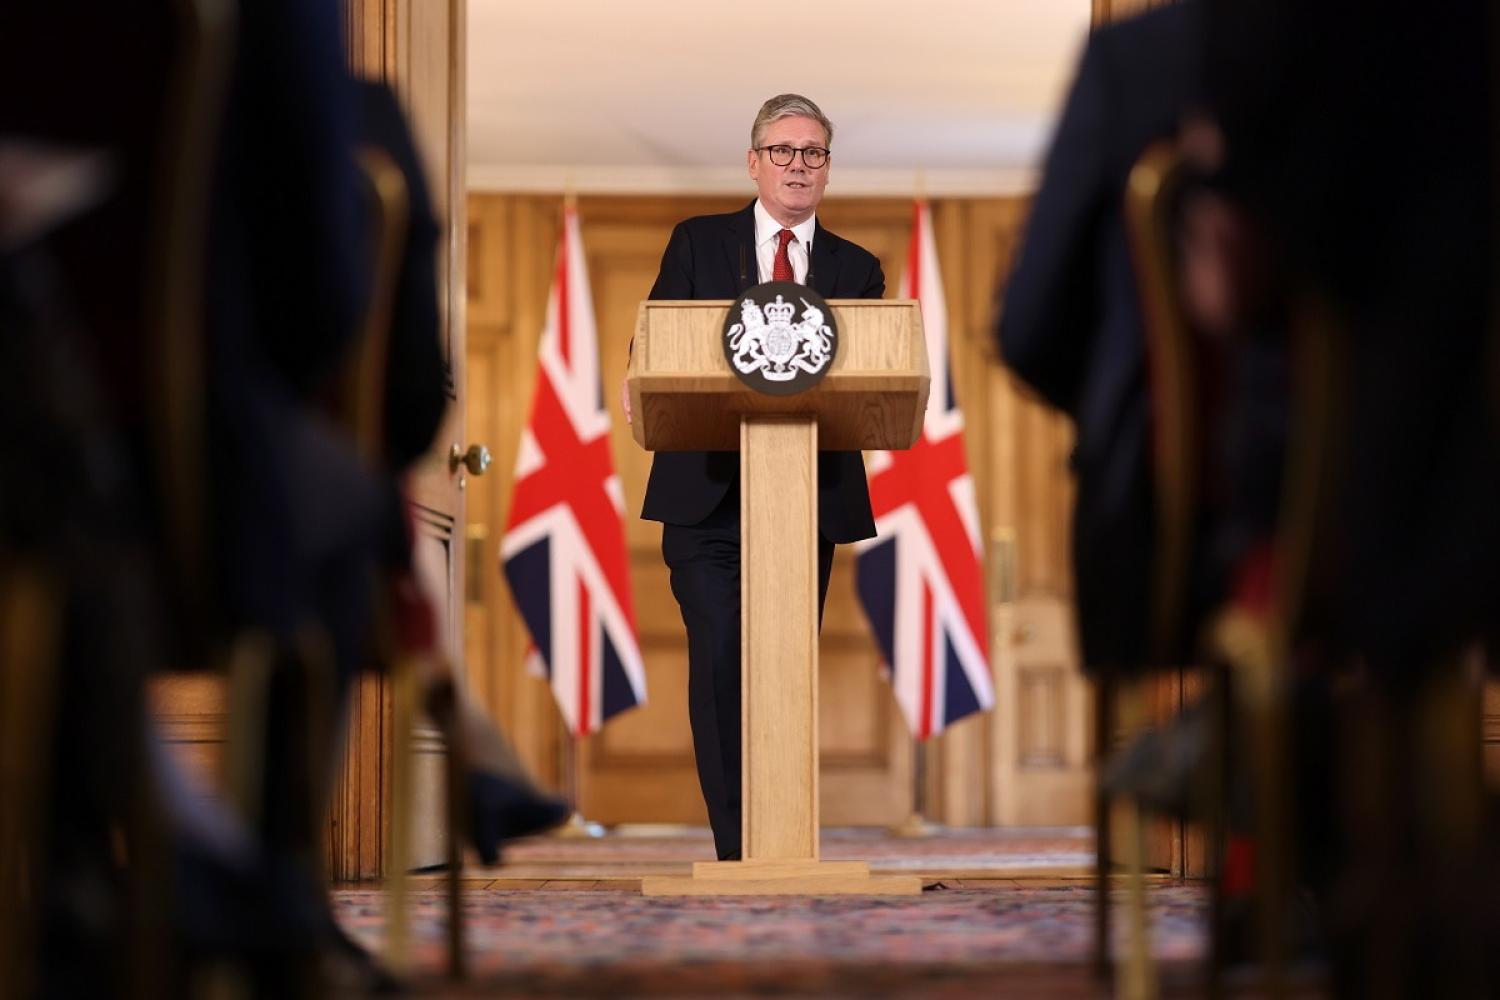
[332,829,1208,995]
[333,884,1206,994]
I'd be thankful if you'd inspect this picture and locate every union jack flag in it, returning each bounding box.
[855,200,994,739]
[501,206,646,736]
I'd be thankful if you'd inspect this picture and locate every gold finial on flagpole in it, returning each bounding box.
[914,168,928,205]
[564,172,578,214]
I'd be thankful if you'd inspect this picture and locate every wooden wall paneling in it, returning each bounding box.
[465,195,510,327]
[966,196,1095,828]
[815,197,913,286]
[1092,0,1173,27]
[328,679,387,878]
[333,0,467,879]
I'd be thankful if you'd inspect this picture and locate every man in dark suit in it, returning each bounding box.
[996,2,1203,673]
[625,94,884,860]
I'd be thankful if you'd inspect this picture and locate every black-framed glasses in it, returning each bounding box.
[755,144,830,169]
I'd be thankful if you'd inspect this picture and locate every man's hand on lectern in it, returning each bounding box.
[620,376,632,425]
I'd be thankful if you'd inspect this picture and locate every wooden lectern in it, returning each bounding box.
[630,299,929,896]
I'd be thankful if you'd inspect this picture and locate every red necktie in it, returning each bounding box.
[772,228,795,282]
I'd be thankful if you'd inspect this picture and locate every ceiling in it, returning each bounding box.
[467,0,1090,196]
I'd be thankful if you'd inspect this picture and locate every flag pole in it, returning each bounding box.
[890,172,940,840]
[563,179,603,840]
[890,733,941,837]
[551,720,605,839]
[549,190,604,841]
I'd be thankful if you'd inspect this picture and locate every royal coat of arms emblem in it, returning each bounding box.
[721,281,839,396]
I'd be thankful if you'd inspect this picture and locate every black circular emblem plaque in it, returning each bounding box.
[721,280,839,396]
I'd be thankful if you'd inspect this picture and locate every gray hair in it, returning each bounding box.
[750,94,834,149]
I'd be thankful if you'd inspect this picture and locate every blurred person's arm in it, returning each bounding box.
[241,0,368,395]
[354,80,447,472]
[996,39,1106,414]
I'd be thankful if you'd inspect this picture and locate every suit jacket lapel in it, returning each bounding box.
[723,201,757,295]
[811,219,840,297]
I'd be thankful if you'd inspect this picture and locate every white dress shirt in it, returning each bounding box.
[753,198,816,285]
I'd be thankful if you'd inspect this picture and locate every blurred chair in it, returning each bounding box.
[141,0,326,901]
[0,1,236,994]
[1118,136,1352,996]
[341,141,467,980]
[1097,136,1209,998]
[1200,297,1343,997]
[140,0,354,988]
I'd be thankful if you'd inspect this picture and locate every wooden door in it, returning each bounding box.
[992,596,1092,824]
[331,0,469,878]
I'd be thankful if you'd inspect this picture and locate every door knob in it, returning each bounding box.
[449,443,491,476]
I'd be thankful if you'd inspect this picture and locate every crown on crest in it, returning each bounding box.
[764,295,795,324]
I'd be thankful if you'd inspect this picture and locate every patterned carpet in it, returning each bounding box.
[335,883,1206,997]
[331,828,1213,997]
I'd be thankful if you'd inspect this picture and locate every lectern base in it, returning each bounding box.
[640,859,923,897]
